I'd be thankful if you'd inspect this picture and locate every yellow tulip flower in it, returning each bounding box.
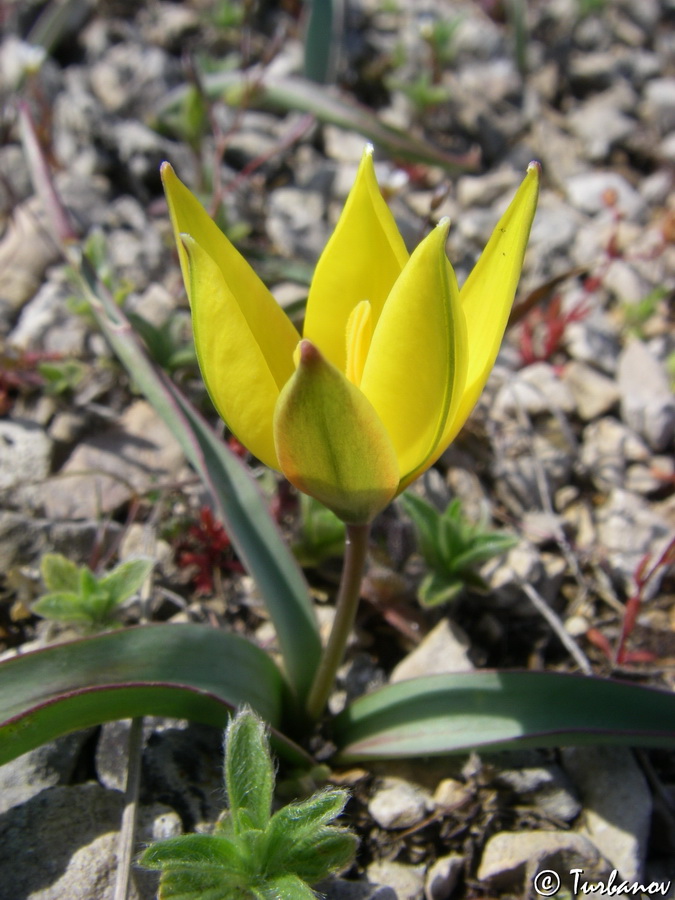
[161,149,539,524]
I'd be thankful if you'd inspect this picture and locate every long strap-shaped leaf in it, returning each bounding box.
[0,624,312,767]
[333,671,675,761]
[71,253,321,707]
[156,71,480,174]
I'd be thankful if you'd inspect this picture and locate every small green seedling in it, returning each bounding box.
[127,311,198,375]
[37,358,87,395]
[400,493,518,607]
[140,707,357,900]
[292,494,346,568]
[33,553,154,631]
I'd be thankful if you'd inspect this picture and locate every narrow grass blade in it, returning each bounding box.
[0,624,312,767]
[156,72,480,174]
[333,671,675,762]
[70,253,321,706]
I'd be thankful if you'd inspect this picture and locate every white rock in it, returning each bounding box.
[494,363,576,417]
[0,419,53,507]
[562,361,620,421]
[425,854,464,900]
[390,620,473,683]
[565,172,645,219]
[477,830,603,888]
[618,339,675,452]
[368,860,426,900]
[562,747,652,881]
[595,488,670,583]
[368,777,432,830]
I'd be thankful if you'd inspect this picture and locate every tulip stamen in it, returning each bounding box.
[345,300,373,388]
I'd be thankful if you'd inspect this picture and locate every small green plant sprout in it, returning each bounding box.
[32,553,154,631]
[127,311,198,375]
[292,494,346,568]
[37,357,86,395]
[140,706,357,900]
[399,494,519,607]
[621,286,669,339]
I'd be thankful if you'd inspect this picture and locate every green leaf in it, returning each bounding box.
[398,493,444,569]
[451,534,518,571]
[40,553,80,592]
[284,827,358,883]
[73,255,321,706]
[256,874,317,900]
[417,573,464,607]
[0,624,313,767]
[31,591,92,623]
[153,866,250,900]
[98,557,154,605]
[140,833,248,874]
[155,72,479,175]
[225,709,273,833]
[333,671,675,762]
[264,788,349,869]
[304,0,343,85]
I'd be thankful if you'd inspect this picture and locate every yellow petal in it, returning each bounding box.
[161,162,299,393]
[303,147,409,371]
[183,236,282,470]
[345,300,373,387]
[360,220,467,484]
[442,162,540,445]
[274,341,400,524]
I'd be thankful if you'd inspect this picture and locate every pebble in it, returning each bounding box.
[562,360,620,420]
[367,860,426,900]
[595,488,670,583]
[562,747,652,881]
[425,854,464,900]
[477,830,605,889]
[368,776,433,830]
[565,171,645,219]
[617,339,675,452]
[41,400,185,520]
[0,419,53,509]
[390,619,474,682]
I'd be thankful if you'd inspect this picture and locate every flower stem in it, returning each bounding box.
[305,522,370,722]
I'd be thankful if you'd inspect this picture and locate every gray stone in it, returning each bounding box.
[568,94,636,161]
[0,732,95,814]
[581,417,650,490]
[0,783,155,900]
[425,854,464,900]
[267,187,327,260]
[493,765,582,823]
[595,488,670,583]
[562,747,652,881]
[319,878,398,900]
[0,419,53,508]
[9,278,89,354]
[0,197,60,330]
[642,78,675,135]
[42,401,184,520]
[564,318,621,375]
[618,339,675,452]
[494,363,576,417]
[367,861,425,900]
[390,620,473,683]
[565,171,645,219]
[368,777,432,830]
[477,830,605,890]
[563,360,620,420]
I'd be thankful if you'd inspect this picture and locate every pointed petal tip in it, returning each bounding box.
[364,143,374,157]
[299,339,320,366]
[527,160,542,176]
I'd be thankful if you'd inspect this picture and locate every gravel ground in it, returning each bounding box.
[0,1,675,898]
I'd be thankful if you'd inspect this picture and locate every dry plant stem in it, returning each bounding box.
[113,716,144,900]
[306,523,371,721]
